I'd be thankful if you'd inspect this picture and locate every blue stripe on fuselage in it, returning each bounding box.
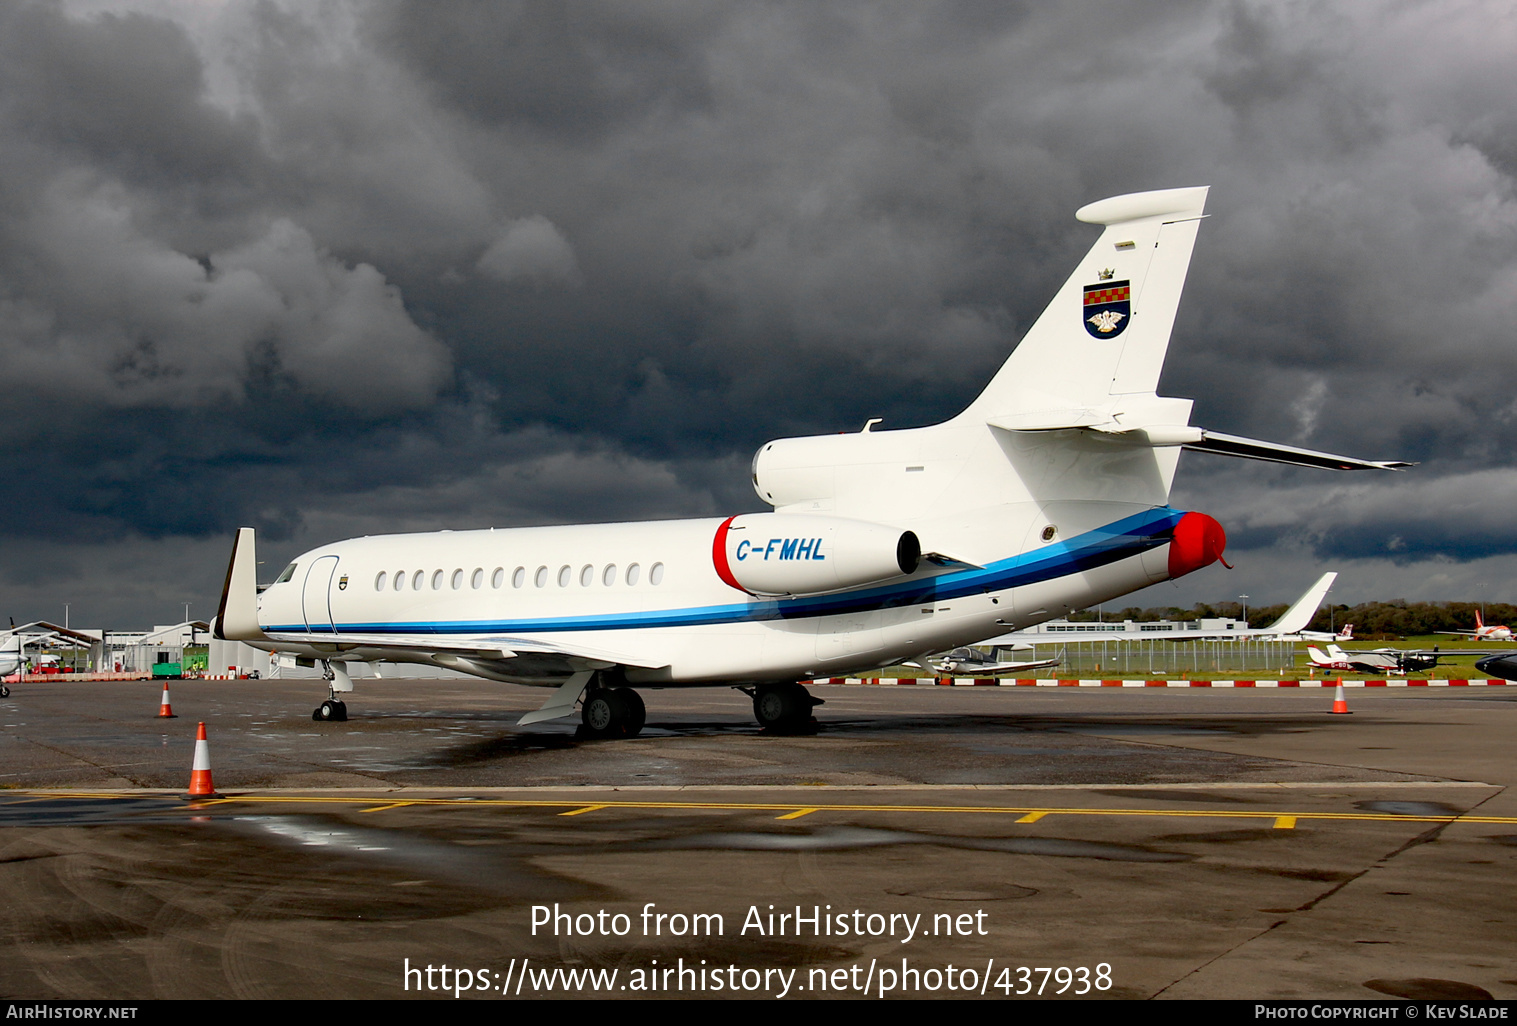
[271,507,1184,637]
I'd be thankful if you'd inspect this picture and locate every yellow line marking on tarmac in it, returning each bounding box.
[1016,812,1047,823]
[776,808,818,820]
[362,802,416,813]
[12,791,1517,826]
[1273,816,1297,829]
[559,805,607,817]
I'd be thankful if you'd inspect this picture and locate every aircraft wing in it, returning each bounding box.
[985,571,1342,644]
[259,629,669,678]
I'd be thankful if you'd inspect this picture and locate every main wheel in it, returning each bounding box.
[614,687,646,737]
[753,683,812,732]
[0,685,9,698]
[580,689,628,739]
[313,699,348,722]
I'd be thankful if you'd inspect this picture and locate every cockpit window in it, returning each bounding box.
[275,563,298,584]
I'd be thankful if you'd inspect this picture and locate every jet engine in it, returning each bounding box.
[713,514,920,596]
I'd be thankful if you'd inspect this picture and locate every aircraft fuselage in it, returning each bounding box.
[255,499,1186,685]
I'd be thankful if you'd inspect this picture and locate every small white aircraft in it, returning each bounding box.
[1306,644,1439,675]
[1441,610,1514,642]
[922,646,1061,677]
[215,187,1408,736]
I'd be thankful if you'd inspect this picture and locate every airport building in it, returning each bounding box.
[981,617,1298,677]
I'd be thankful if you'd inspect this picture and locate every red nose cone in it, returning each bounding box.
[1168,512,1229,579]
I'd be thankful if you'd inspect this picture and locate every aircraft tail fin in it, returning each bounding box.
[214,527,268,642]
[1307,645,1330,664]
[957,187,1208,424]
[1265,572,1338,635]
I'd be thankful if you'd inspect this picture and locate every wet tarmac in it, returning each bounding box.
[1,678,1514,1000]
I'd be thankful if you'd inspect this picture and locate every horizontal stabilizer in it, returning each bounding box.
[1182,431,1413,471]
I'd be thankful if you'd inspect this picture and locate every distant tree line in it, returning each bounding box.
[1070,600,1515,637]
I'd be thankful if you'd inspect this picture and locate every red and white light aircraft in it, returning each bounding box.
[215,187,1408,735]
[1442,611,1514,642]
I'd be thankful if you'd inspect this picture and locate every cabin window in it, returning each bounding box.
[558,565,571,587]
[471,568,484,589]
[626,563,640,585]
[412,570,425,590]
[510,567,524,589]
[535,565,548,588]
[451,569,464,590]
[375,572,387,591]
[602,564,617,586]
[579,564,594,587]
[431,570,444,590]
[650,562,665,585]
[276,563,298,584]
[394,571,405,592]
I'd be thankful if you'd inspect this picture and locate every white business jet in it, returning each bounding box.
[214,187,1408,736]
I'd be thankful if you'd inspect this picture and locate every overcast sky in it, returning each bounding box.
[1,0,1514,628]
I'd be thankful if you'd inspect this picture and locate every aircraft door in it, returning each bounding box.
[302,555,339,634]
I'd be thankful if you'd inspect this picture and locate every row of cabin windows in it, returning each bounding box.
[373,562,665,593]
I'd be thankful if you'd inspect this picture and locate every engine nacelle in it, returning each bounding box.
[712,514,920,596]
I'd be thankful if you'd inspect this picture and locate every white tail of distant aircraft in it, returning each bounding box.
[215,187,1409,735]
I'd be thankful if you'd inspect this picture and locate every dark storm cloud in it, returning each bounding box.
[0,0,1514,625]
[373,0,718,139]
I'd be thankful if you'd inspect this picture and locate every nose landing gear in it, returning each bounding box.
[311,659,352,721]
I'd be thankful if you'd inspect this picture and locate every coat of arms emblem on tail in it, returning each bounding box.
[1082,279,1130,338]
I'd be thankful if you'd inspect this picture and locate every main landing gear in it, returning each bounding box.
[750,682,821,733]
[579,686,646,739]
[313,697,347,722]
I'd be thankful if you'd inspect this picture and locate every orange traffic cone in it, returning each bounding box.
[185,722,222,798]
[1330,683,1351,714]
[157,683,176,718]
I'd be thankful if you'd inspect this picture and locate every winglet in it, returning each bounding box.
[214,527,268,642]
[1265,572,1338,635]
